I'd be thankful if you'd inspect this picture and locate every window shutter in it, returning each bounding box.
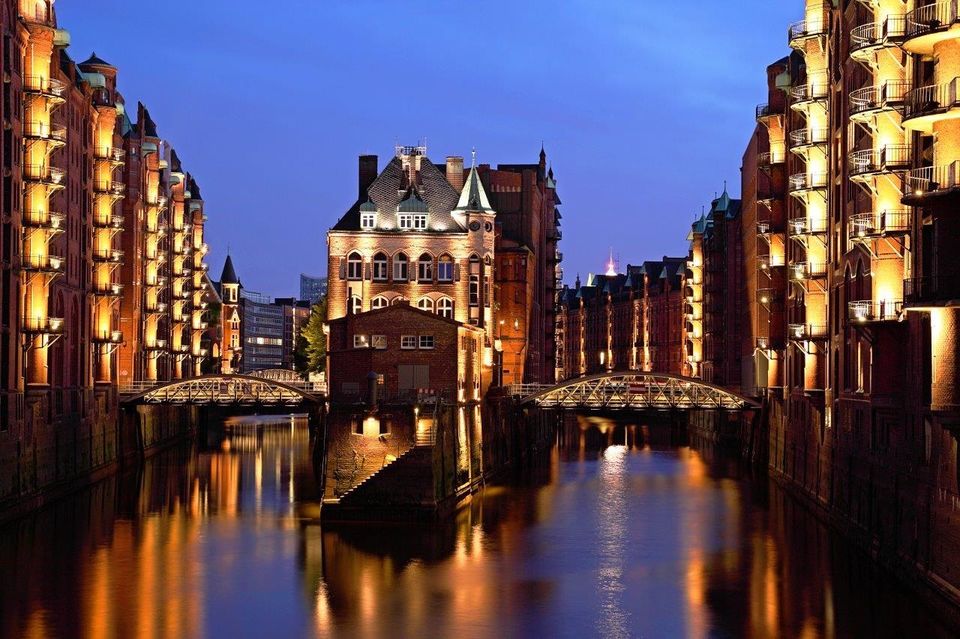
[338,258,345,279]
[365,263,372,280]
[455,264,461,281]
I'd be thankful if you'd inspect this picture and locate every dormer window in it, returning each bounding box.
[398,213,427,230]
[360,212,376,229]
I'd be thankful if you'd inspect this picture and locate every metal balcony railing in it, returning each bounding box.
[758,150,786,167]
[906,163,960,194]
[789,261,828,281]
[788,323,828,340]
[23,75,65,97]
[94,146,125,162]
[92,249,123,263]
[756,102,785,122]
[22,316,64,334]
[23,210,64,232]
[790,76,829,103]
[145,302,168,314]
[788,172,829,192]
[92,330,124,344]
[904,275,960,303]
[849,81,910,116]
[904,78,960,120]
[24,163,64,184]
[24,121,67,143]
[757,221,772,235]
[93,214,125,230]
[92,282,123,297]
[848,210,910,241]
[906,1,960,39]
[850,16,906,55]
[789,128,829,149]
[848,145,912,177]
[22,253,63,273]
[758,255,785,271]
[848,300,903,322]
[789,12,829,48]
[788,216,828,236]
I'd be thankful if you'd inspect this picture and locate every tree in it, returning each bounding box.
[296,297,327,374]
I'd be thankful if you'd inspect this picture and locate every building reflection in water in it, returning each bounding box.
[0,412,956,638]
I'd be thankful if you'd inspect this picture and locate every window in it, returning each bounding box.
[230,334,238,348]
[413,214,427,229]
[347,252,363,280]
[371,335,387,349]
[469,256,481,306]
[419,335,434,349]
[349,295,361,315]
[371,296,388,310]
[438,255,454,282]
[393,252,408,281]
[398,214,413,229]
[360,212,376,229]
[418,253,433,282]
[401,335,417,349]
[391,295,407,306]
[353,334,369,348]
[418,297,434,313]
[438,297,454,319]
[373,252,388,281]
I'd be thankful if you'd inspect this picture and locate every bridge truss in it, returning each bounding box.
[122,374,323,407]
[515,372,758,411]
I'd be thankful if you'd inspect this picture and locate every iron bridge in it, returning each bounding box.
[120,374,325,407]
[511,372,759,411]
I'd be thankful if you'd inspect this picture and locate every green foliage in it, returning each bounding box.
[295,298,327,373]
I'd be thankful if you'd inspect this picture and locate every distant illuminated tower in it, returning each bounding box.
[604,249,618,277]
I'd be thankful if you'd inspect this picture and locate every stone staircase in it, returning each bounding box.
[337,444,435,506]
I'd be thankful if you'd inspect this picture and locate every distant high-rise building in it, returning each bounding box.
[300,274,327,303]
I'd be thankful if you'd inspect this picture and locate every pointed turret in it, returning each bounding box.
[454,167,494,214]
[220,254,239,286]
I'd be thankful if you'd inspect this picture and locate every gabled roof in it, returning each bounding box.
[454,166,494,213]
[139,102,158,138]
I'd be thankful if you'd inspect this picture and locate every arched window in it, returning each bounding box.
[393,252,408,281]
[371,296,388,310]
[417,297,434,313]
[418,253,433,282]
[438,297,454,319]
[437,254,454,282]
[349,295,362,315]
[347,252,363,280]
[391,296,407,306]
[469,254,481,307]
[373,252,388,281]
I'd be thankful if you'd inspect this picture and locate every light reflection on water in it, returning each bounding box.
[0,413,956,639]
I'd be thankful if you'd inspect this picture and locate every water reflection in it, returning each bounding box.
[0,413,956,638]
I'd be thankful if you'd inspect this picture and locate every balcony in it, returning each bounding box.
[24,121,67,145]
[903,1,960,55]
[23,210,65,233]
[788,172,828,194]
[93,214,124,230]
[788,216,828,237]
[94,179,126,196]
[92,249,123,264]
[789,128,828,151]
[789,261,828,282]
[145,302,168,314]
[23,76,66,99]
[145,340,168,351]
[92,330,124,344]
[20,4,55,27]
[756,102,785,124]
[788,323,828,340]
[848,145,912,180]
[848,82,910,120]
[22,316,64,334]
[904,275,960,305]
[790,77,829,109]
[903,78,960,131]
[850,17,907,62]
[789,12,829,49]
[94,146,125,163]
[848,300,903,322]
[22,253,63,274]
[904,163,960,200]
[757,288,780,305]
[758,150,786,168]
[757,221,772,236]
[92,282,123,297]
[848,210,910,242]
[24,163,65,186]
[758,255,785,272]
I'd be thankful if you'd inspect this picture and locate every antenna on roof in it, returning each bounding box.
[471,147,476,168]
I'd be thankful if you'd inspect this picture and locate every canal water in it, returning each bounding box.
[0,414,955,639]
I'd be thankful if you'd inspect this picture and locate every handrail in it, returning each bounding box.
[904,78,960,119]
[848,210,910,240]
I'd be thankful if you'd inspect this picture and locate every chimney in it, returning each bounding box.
[358,155,378,199]
[446,156,464,192]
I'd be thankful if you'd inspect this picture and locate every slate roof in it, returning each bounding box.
[220,255,240,285]
[80,52,113,68]
[331,156,465,233]
[454,167,494,213]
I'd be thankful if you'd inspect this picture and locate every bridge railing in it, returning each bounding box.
[506,383,555,398]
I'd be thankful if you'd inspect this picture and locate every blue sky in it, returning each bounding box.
[57,1,799,296]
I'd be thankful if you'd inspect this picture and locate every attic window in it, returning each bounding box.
[360,212,376,229]
[399,213,427,230]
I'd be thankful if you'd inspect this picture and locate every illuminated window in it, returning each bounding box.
[398,214,413,229]
[401,335,417,349]
[230,334,238,348]
[438,255,454,282]
[353,334,369,348]
[373,253,388,281]
[349,295,361,315]
[469,255,480,306]
[347,252,363,280]
[371,296,388,310]
[400,213,427,230]
[360,212,376,229]
[438,297,454,319]
[419,335,434,349]
[371,335,387,349]
[390,295,407,306]
[393,252,408,281]
[418,253,433,282]
[417,297,434,313]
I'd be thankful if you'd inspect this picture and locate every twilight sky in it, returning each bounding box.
[58,1,798,297]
